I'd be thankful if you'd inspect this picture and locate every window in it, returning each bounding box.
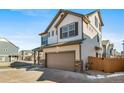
[95,16,98,28]
[48,32,50,37]
[97,34,100,42]
[60,22,78,39]
[96,52,98,57]
[110,48,113,55]
[62,26,68,38]
[4,49,7,52]
[52,31,54,36]
[99,23,101,31]
[69,23,75,37]
[41,36,48,45]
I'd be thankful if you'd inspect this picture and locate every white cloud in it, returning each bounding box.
[10,9,53,17]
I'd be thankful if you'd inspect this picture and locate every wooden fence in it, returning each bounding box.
[88,56,124,73]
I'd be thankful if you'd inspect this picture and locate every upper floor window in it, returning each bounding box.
[110,48,113,55]
[62,26,68,38]
[4,49,7,52]
[97,34,100,42]
[60,22,78,39]
[95,16,98,28]
[69,23,75,37]
[99,23,101,31]
[41,36,48,45]
[48,32,50,37]
[96,52,99,57]
[52,31,54,36]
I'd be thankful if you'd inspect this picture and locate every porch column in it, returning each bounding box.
[34,51,36,65]
[9,55,11,62]
[38,51,40,65]
[22,51,24,60]
[17,56,19,61]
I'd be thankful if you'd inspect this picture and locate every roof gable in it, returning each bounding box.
[0,37,19,49]
[39,9,90,35]
[39,9,64,35]
[39,9,103,35]
[55,10,90,27]
[87,10,104,26]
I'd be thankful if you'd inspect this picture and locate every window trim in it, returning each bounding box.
[95,16,98,28]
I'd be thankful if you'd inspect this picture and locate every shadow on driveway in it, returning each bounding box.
[10,61,33,69]
[37,68,94,83]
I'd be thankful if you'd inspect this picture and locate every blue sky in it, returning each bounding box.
[0,9,123,52]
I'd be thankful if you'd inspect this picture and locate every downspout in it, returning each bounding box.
[80,18,84,72]
[56,27,58,44]
[79,43,83,72]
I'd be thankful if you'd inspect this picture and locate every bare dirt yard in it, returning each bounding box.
[0,61,124,83]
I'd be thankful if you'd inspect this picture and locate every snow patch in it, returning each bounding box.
[107,73,124,78]
[87,73,124,80]
[87,75,105,80]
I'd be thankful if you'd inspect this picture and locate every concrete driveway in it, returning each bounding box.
[1,67,124,83]
[0,61,124,83]
[0,67,92,83]
[0,68,42,83]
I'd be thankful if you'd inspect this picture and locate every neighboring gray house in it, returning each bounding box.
[0,37,19,62]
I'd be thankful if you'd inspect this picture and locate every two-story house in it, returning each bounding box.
[39,9,104,71]
[0,37,19,62]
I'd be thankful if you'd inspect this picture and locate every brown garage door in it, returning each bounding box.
[47,52,75,71]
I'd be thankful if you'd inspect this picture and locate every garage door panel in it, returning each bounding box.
[47,52,75,71]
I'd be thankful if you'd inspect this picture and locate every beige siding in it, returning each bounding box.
[81,21,102,70]
[88,12,102,34]
[58,14,83,43]
[43,44,80,61]
[47,12,65,44]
